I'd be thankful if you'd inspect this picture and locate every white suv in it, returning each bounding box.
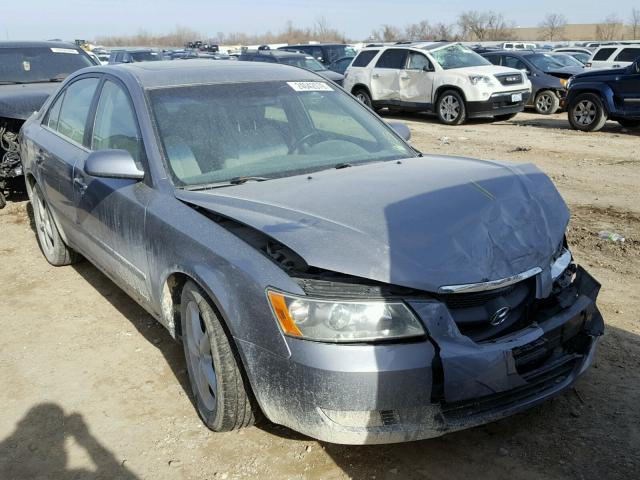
[344,42,532,125]
[586,45,640,69]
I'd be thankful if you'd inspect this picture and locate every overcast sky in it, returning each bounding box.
[2,0,637,41]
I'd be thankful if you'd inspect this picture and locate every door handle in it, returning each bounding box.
[372,74,380,79]
[73,177,88,194]
[35,150,44,165]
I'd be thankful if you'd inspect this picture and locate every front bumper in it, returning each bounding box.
[241,266,603,444]
[467,89,531,118]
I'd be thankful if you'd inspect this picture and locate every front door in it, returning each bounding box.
[399,51,435,107]
[616,64,640,113]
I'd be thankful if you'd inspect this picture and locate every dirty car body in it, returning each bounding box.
[20,61,604,444]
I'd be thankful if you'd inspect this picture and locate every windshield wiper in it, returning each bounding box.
[181,176,270,191]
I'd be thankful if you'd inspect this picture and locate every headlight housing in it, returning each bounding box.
[267,290,425,343]
[468,74,494,86]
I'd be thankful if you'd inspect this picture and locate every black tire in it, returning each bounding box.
[180,281,257,432]
[494,113,518,121]
[31,184,79,266]
[436,90,466,125]
[353,88,373,109]
[568,93,608,132]
[617,118,640,128]
[534,90,560,115]
[0,191,5,209]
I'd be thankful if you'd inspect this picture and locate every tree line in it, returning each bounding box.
[95,10,640,47]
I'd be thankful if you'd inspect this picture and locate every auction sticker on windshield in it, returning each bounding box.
[287,81,333,92]
[51,48,79,54]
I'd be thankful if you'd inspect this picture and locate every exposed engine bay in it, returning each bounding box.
[0,118,24,209]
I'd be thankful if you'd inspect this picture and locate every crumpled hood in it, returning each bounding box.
[0,83,59,120]
[316,69,345,84]
[175,156,569,292]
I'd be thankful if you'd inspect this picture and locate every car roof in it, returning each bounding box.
[285,43,348,47]
[111,48,156,53]
[245,50,306,58]
[359,41,453,52]
[0,40,82,49]
[82,60,321,89]
[482,50,538,56]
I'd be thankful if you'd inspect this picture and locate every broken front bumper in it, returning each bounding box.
[241,266,603,445]
[467,89,531,118]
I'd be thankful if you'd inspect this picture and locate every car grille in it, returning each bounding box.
[495,73,524,86]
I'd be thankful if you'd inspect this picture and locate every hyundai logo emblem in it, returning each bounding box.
[490,307,511,326]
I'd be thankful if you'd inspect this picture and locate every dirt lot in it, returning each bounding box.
[1,112,639,480]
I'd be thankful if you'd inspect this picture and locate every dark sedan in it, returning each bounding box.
[20,61,603,444]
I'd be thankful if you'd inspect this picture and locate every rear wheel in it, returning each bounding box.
[568,93,608,132]
[436,90,466,125]
[534,90,560,115]
[181,281,257,432]
[31,184,79,266]
[617,118,640,128]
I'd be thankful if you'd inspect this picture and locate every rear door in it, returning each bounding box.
[370,48,407,102]
[613,47,640,68]
[35,76,100,242]
[399,51,435,106]
[73,77,153,304]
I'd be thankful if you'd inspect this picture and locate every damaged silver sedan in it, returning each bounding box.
[20,60,604,444]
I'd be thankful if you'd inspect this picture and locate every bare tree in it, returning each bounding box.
[539,13,568,41]
[433,23,457,41]
[457,11,513,41]
[405,20,433,41]
[370,24,402,42]
[631,8,640,40]
[596,14,622,40]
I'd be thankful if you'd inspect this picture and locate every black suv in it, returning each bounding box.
[278,43,356,65]
[565,59,640,131]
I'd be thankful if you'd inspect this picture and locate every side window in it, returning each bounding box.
[615,48,640,62]
[91,80,144,165]
[375,49,408,69]
[352,50,378,67]
[406,52,431,70]
[115,52,124,62]
[593,48,616,61]
[56,77,100,145]
[486,56,501,66]
[45,91,65,130]
[310,47,324,61]
[503,56,527,70]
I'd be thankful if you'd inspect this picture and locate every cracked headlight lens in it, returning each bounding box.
[267,290,425,343]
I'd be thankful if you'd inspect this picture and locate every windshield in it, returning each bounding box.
[549,54,583,67]
[528,54,566,71]
[280,56,326,71]
[0,47,94,83]
[571,52,590,64]
[130,51,161,62]
[429,44,491,70]
[149,81,415,186]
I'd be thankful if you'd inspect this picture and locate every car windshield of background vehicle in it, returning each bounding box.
[528,54,566,71]
[280,56,326,71]
[0,47,94,83]
[429,44,491,70]
[550,54,583,67]
[325,45,357,63]
[149,81,416,187]
[130,51,161,62]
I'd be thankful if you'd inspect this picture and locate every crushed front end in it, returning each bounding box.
[0,117,24,208]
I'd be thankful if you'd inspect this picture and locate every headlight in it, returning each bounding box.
[267,290,425,343]
[560,78,568,88]
[468,75,494,86]
[551,247,572,280]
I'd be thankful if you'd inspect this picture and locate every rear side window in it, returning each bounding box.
[56,77,99,144]
[485,55,501,66]
[91,80,144,166]
[593,48,616,61]
[351,50,378,67]
[45,92,65,130]
[503,56,527,70]
[615,48,640,62]
[375,49,408,69]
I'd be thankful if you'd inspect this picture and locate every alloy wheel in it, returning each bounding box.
[184,300,217,411]
[573,100,597,126]
[34,190,56,256]
[536,93,554,113]
[440,95,460,122]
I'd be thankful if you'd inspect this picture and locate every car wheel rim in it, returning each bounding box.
[536,93,553,112]
[356,93,369,105]
[573,100,596,125]
[440,95,460,122]
[34,190,56,255]
[185,301,217,411]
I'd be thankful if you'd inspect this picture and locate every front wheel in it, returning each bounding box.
[568,93,608,132]
[353,88,373,109]
[436,90,466,125]
[181,281,257,432]
[534,90,560,115]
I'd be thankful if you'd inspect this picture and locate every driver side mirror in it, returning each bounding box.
[387,122,411,141]
[85,149,144,180]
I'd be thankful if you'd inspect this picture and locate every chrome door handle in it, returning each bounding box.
[73,177,88,194]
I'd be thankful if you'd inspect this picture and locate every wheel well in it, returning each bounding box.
[434,86,467,104]
[351,84,371,96]
[161,272,189,339]
[568,89,607,109]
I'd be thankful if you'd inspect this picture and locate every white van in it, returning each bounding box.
[586,45,640,69]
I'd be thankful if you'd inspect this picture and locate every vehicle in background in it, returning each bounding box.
[278,43,357,65]
[566,59,640,131]
[501,42,538,50]
[565,52,591,65]
[108,48,162,64]
[0,40,97,208]
[344,42,531,125]
[586,45,640,69]
[482,50,582,115]
[546,52,586,69]
[327,56,354,75]
[20,60,603,445]
[553,47,593,55]
[171,50,232,61]
[95,52,110,64]
[239,49,344,85]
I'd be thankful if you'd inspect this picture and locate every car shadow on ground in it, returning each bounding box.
[380,109,499,127]
[0,403,139,479]
[510,117,640,136]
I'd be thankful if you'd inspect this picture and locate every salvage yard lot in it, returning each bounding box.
[1,112,639,480]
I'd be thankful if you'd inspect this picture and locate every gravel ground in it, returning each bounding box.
[1,111,638,480]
